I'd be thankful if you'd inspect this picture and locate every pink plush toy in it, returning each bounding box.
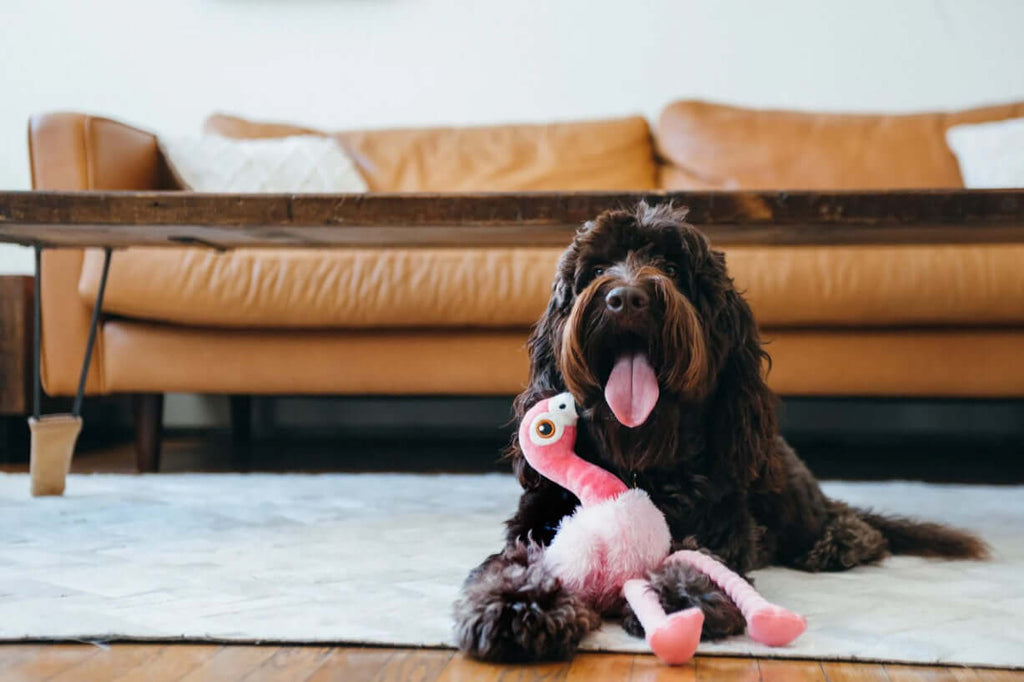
[520,392,806,665]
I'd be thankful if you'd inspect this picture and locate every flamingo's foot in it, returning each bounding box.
[747,605,806,647]
[647,606,704,665]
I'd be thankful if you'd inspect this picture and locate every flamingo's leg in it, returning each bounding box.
[667,550,806,647]
[622,579,703,665]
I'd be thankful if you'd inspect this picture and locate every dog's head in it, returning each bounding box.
[514,203,778,484]
[557,206,712,420]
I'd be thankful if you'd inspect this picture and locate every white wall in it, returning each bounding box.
[4,0,1024,196]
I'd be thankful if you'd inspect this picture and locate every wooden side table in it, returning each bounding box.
[0,276,33,461]
[0,276,33,416]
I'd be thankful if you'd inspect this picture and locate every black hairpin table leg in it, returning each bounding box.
[28,247,112,496]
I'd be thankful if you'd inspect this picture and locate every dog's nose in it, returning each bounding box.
[605,286,649,314]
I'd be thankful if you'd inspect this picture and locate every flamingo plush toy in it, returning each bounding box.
[520,392,806,665]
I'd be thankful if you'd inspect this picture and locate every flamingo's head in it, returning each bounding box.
[521,392,578,451]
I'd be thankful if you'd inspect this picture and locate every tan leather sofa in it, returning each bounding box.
[27,101,1024,468]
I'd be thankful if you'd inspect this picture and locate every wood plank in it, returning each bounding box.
[821,660,890,682]
[374,649,455,682]
[2,190,1024,248]
[629,652,697,680]
[972,669,1024,682]
[566,653,636,681]
[0,644,101,681]
[305,647,397,682]
[109,644,221,682]
[46,643,163,682]
[178,645,279,682]
[436,653,571,682]
[0,645,42,672]
[3,218,1024,248]
[695,656,761,682]
[237,646,333,682]
[5,190,1024,228]
[0,645,1021,682]
[759,658,827,682]
[884,664,960,682]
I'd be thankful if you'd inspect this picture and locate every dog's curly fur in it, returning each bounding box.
[621,560,746,641]
[454,203,989,662]
[453,542,601,662]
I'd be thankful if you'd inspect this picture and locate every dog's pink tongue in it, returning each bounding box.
[604,354,659,428]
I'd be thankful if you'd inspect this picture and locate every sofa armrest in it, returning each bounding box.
[28,112,166,396]
[28,112,167,191]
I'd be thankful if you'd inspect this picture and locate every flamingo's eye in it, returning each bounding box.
[535,419,556,439]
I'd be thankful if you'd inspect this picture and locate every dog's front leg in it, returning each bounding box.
[454,480,596,662]
[453,541,600,662]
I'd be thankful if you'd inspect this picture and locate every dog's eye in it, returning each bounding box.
[664,264,679,278]
[535,419,556,439]
[592,266,606,277]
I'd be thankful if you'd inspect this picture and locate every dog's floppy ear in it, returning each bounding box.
[523,276,571,399]
[508,273,572,489]
[703,252,782,493]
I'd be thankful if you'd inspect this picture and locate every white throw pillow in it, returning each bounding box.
[158,134,368,193]
[945,117,1024,188]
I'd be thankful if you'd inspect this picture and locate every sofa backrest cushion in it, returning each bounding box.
[204,113,658,192]
[656,100,1024,190]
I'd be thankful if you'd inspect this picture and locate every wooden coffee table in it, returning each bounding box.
[1,189,1023,494]
[2,190,1024,249]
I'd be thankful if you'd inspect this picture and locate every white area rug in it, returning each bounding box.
[0,473,1021,668]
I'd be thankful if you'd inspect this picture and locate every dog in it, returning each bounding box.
[454,202,988,662]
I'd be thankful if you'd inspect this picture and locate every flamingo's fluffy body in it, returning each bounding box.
[518,392,806,665]
[544,488,671,612]
[519,393,670,609]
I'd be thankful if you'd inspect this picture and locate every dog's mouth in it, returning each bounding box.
[603,352,659,428]
[590,330,661,429]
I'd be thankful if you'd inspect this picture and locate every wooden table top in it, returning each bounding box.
[1,189,1023,249]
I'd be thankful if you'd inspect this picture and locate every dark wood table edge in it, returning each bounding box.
[1,189,1023,248]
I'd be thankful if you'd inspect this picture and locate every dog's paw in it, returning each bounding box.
[620,604,645,639]
[648,561,746,641]
[453,542,600,662]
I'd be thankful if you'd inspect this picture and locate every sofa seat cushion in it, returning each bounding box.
[204,113,658,192]
[94,322,1024,398]
[78,244,1024,330]
[656,100,1024,190]
[728,244,1024,327]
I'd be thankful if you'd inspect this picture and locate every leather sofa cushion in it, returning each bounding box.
[80,247,562,329]
[204,113,658,192]
[656,100,1024,190]
[29,112,168,191]
[101,322,531,395]
[79,244,1024,329]
[96,322,1024,398]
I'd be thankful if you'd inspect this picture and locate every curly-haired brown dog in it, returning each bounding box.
[454,203,987,662]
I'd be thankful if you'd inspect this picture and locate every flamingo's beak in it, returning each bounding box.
[547,392,578,427]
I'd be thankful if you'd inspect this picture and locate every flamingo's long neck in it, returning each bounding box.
[526,427,628,507]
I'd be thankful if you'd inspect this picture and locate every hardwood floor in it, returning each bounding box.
[0,645,1020,682]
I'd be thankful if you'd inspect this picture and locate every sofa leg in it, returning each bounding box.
[133,393,163,473]
[230,395,252,471]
